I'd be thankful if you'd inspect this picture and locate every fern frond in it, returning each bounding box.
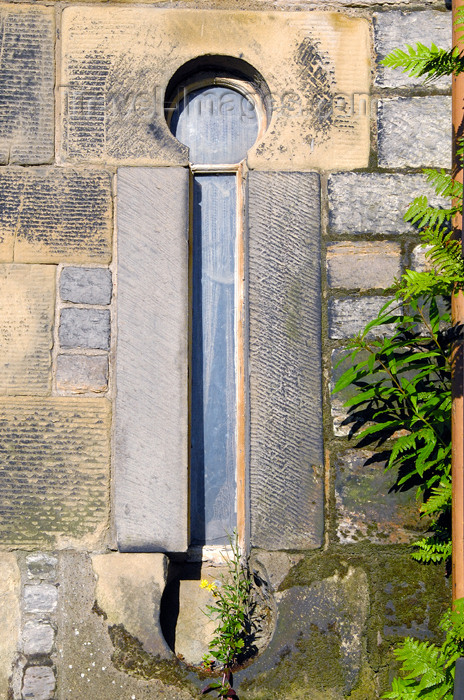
[411,537,452,563]
[420,480,452,518]
[381,43,464,81]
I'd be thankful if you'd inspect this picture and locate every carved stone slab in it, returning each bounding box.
[60,8,370,170]
[116,167,189,553]
[248,171,324,550]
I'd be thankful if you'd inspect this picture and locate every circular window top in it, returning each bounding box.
[168,79,264,165]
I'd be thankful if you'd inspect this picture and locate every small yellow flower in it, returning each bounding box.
[200,579,217,591]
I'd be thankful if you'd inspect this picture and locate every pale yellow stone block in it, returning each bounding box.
[0,397,110,548]
[60,8,370,170]
[92,553,171,658]
[0,264,55,395]
[0,554,20,698]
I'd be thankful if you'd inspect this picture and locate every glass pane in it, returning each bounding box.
[190,174,237,545]
[170,86,259,164]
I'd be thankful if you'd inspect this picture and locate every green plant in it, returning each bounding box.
[200,532,255,698]
[335,21,464,565]
[383,598,464,699]
[335,11,464,699]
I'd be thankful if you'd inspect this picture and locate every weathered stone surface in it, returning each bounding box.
[61,8,370,170]
[0,5,54,165]
[56,354,108,394]
[251,550,304,592]
[59,308,110,350]
[328,297,396,339]
[60,267,112,305]
[236,569,369,697]
[24,584,58,614]
[0,168,112,264]
[329,173,446,235]
[248,172,323,550]
[335,450,424,544]
[26,553,58,581]
[374,11,451,88]
[411,244,433,272]
[22,666,55,700]
[0,264,54,395]
[0,398,110,548]
[0,554,20,699]
[326,241,401,290]
[174,565,221,665]
[330,348,371,437]
[56,551,196,699]
[116,168,189,552]
[378,97,452,168]
[92,553,170,659]
[372,555,450,658]
[22,621,55,655]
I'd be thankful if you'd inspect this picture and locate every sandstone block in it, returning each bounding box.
[0,168,112,264]
[328,173,446,235]
[248,172,323,550]
[0,397,110,547]
[378,97,452,168]
[60,267,112,305]
[59,308,110,350]
[22,621,55,655]
[24,584,58,614]
[56,551,195,700]
[0,264,54,395]
[22,666,55,700]
[0,554,20,699]
[329,297,398,339]
[335,450,424,544]
[116,168,189,553]
[92,553,171,659]
[374,11,451,88]
[61,8,370,170]
[326,241,401,289]
[56,354,108,394]
[0,5,54,165]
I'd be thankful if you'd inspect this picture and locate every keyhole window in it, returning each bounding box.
[168,77,264,545]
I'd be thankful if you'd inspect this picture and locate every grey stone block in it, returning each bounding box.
[378,97,452,168]
[248,172,323,551]
[411,244,433,272]
[22,666,55,700]
[56,354,108,394]
[326,241,401,290]
[329,173,446,235]
[22,621,55,655]
[236,572,369,695]
[26,553,57,581]
[335,450,424,544]
[59,308,110,350]
[328,296,397,339]
[24,584,58,613]
[0,6,54,165]
[374,11,451,88]
[116,168,189,553]
[60,267,112,305]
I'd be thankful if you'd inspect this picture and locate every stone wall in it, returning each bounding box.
[0,0,453,698]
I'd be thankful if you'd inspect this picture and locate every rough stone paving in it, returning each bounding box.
[0,0,454,698]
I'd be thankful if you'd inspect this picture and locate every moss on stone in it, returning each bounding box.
[239,627,345,699]
[108,624,198,695]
